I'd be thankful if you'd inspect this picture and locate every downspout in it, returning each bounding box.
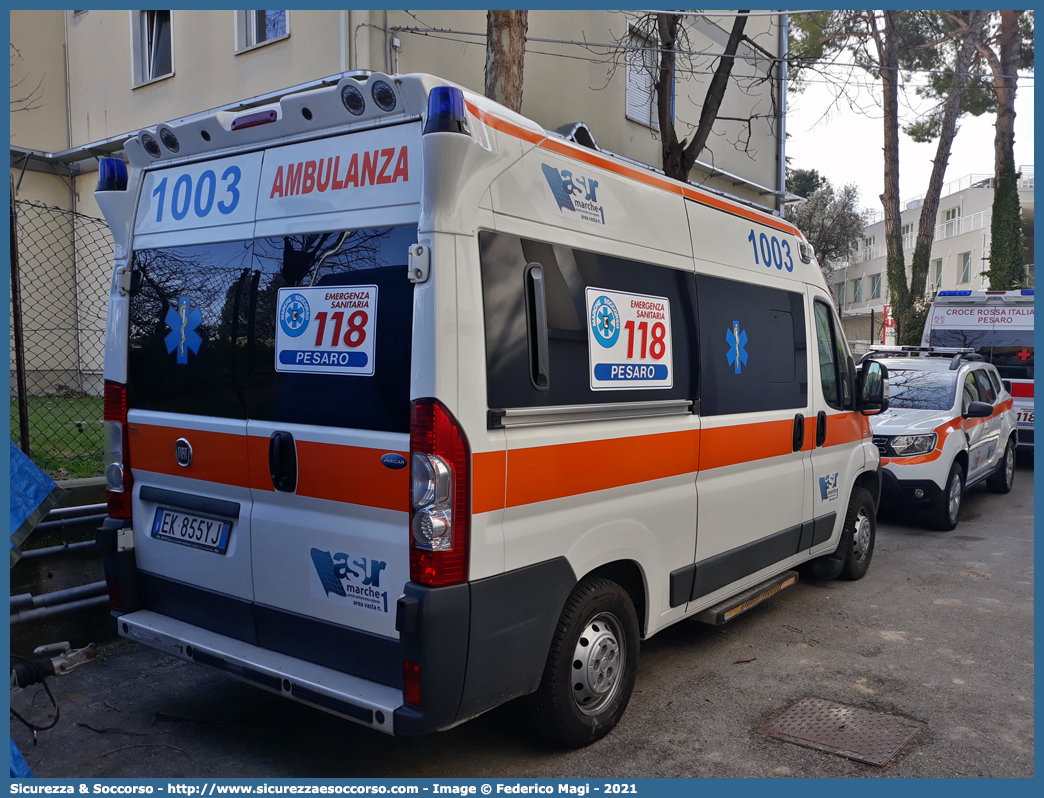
[384,10,390,73]
[777,11,788,216]
[64,10,83,392]
[340,10,346,73]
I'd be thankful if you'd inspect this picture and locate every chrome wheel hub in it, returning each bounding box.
[571,613,624,716]
[853,508,872,561]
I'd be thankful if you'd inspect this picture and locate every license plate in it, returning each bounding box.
[151,507,232,554]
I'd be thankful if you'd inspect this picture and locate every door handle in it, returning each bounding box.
[792,413,805,452]
[816,411,827,448]
[269,431,297,492]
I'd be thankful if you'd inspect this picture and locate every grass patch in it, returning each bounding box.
[10,395,105,479]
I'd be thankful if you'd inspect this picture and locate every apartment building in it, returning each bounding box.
[827,169,1035,344]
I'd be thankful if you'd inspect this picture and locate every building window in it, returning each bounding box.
[958,252,971,284]
[834,281,846,307]
[870,274,881,299]
[851,277,863,302]
[932,259,943,290]
[942,206,961,238]
[625,25,660,130]
[236,10,289,52]
[133,10,173,86]
[901,223,914,251]
[863,236,874,250]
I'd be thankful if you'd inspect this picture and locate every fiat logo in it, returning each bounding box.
[174,438,193,468]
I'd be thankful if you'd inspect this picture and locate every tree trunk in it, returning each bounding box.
[985,10,1026,288]
[907,11,987,336]
[484,10,528,113]
[877,11,909,343]
[656,12,748,182]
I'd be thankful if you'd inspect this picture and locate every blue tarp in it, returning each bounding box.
[10,739,33,778]
[9,441,60,567]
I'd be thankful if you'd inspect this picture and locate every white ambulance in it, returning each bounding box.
[95,72,887,748]
[922,290,1034,449]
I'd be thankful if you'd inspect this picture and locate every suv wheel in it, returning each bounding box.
[986,437,1016,494]
[928,461,964,531]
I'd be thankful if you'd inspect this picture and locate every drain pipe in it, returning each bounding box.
[10,594,111,626]
[777,11,788,215]
[11,580,107,612]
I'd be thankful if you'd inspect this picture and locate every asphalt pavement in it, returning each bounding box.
[11,457,1034,778]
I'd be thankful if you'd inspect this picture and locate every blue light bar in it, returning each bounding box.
[938,290,972,296]
[1021,289,1034,296]
[423,86,469,135]
[96,157,128,192]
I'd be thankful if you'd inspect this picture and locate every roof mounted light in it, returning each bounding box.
[423,86,469,135]
[140,133,161,159]
[341,85,365,116]
[96,158,128,192]
[938,291,973,296]
[372,80,396,112]
[1021,289,1034,296]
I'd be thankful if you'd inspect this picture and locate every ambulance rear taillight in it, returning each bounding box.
[409,399,470,587]
[423,86,469,136]
[104,381,133,520]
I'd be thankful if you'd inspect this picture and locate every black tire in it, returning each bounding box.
[928,461,964,531]
[526,578,640,748]
[986,437,1016,494]
[840,487,876,580]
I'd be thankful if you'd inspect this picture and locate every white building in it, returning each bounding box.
[825,168,1034,346]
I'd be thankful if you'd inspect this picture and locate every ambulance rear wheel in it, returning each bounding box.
[526,577,640,748]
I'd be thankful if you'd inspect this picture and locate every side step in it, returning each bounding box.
[696,571,799,626]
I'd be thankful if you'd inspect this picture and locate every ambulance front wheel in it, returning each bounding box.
[526,577,640,748]
[839,487,876,580]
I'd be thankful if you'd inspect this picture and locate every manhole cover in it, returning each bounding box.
[757,697,924,766]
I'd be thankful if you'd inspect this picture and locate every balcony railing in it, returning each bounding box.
[935,209,990,241]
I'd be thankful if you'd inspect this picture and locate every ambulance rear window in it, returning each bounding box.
[127,225,416,433]
[929,329,1034,380]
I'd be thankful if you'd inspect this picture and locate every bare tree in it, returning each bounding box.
[10,43,43,114]
[619,11,786,183]
[484,11,528,113]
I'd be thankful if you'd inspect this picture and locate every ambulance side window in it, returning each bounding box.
[695,274,807,416]
[479,231,697,412]
[813,300,853,411]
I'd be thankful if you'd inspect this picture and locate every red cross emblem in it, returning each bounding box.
[1017,348,1032,362]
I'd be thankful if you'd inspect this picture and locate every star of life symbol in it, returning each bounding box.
[590,296,620,348]
[164,297,202,365]
[726,320,748,374]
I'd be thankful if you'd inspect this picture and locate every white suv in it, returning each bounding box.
[866,347,1017,530]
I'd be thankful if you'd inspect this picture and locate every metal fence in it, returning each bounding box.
[839,309,885,356]
[10,198,114,478]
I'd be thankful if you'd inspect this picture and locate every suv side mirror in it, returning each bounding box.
[965,401,993,419]
[858,360,889,415]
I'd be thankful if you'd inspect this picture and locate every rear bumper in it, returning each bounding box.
[119,609,402,734]
[105,538,577,736]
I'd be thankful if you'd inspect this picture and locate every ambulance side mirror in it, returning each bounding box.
[1002,379,1012,393]
[858,360,888,415]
